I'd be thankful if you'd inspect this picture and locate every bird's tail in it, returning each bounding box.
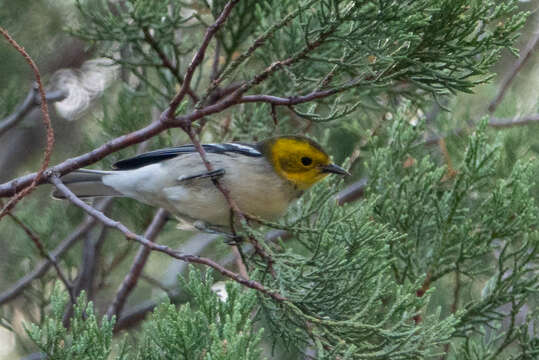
[52,169,123,199]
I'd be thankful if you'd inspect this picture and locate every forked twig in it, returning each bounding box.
[50,175,286,302]
[0,27,55,219]
[488,28,539,113]
[0,199,112,305]
[107,208,169,319]
[7,213,75,304]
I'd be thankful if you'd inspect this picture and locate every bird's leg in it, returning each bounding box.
[192,220,243,245]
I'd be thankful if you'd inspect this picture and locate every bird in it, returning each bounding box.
[53,136,349,229]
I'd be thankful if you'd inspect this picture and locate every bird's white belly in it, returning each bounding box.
[162,176,294,226]
[103,153,300,227]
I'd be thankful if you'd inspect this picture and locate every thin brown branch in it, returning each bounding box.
[107,208,169,319]
[0,85,66,137]
[182,124,244,218]
[422,113,539,146]
[232,246,249,279]
[211,38,221,81]
[488,114,539,128]
[141,27,199,103]
[50,175,286,302]
[76,225,108,299]
[413,273,432,324]
[169,0,239,115]
[488,28,539,113]
[236,27,336,99]
[238,86,345,106]
[336,177,368,206]
[181,124,259,275]
[0,27,55,219]
[0,199,112,305]
[0,120,167,197]
[441,270,461,359]
[7,213,75,304]
[204,0,318,102]
[63,224,109,327]
[439,137,457,178]
[450,271,461,315]
[270,103,278,125]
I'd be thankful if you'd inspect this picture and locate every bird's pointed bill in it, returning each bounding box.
[321,163,350,176]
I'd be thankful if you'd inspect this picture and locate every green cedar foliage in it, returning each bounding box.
[365,114,538,358]
[4,0,537,359]
[244,110,537,358]
[27,268,263,360]
[67,0,528,121]
[28,114,537,358]
[25,285,118,360]
[135,268,263,360]
[249,191,458,358]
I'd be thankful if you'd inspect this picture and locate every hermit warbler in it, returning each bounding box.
[53,136,349,228]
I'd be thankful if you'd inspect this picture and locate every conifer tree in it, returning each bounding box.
[0,1,537,359]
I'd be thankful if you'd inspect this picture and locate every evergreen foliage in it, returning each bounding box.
[67,0,528,118]
[0,0,537,359]
[26,269,264,360]
[25,285,118,360]
[250,186,458,358]
[135,268,263,360]
[25,113,537,359]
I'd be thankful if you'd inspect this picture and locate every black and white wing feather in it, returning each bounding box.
[112,143,262,170]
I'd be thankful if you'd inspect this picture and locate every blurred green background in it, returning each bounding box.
[0,0,538,358]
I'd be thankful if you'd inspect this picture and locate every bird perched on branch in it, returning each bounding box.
[53,136,349,229]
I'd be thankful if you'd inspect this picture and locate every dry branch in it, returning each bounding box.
[0,198,112,305]
[488,27,539,113]
[7,213,75,304]
[0,85,66,137]
[107,208,169,319]
[169,0,240,114]
[50,175,286,302]
[141,27,199,103]
[0,27,55,218]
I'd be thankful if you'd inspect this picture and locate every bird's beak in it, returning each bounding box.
[321,163,350,176]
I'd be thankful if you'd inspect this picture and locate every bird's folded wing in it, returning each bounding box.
[176,168,225,183]
[113,143,261,170]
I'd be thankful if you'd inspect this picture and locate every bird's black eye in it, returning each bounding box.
[301,156,313,166]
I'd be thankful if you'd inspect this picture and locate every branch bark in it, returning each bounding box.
[50,175,286,302]
[488,28,539,113]
[169,0,239,114]
[0,198,112,305]
[0,85,66,137]
[141,27,199,103]
[107,208,169,320]
[0,27,55,218]
[6,213,75,304]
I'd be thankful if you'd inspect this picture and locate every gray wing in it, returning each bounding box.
[112,143,262,170]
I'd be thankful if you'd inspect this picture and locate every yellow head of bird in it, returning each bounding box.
[260,136,349,190]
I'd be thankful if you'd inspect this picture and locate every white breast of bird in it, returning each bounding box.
[102,152,299,227]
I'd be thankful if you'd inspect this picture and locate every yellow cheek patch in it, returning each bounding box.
[270,138,331,190]
[284,170,329,190]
